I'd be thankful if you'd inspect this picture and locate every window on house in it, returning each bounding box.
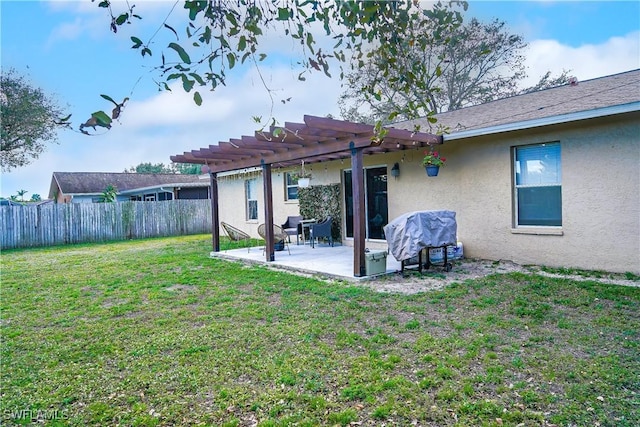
[285,172,299,201]
[514,142,562,226]
[245,179,258,220]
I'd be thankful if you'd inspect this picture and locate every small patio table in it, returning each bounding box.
[299,219,317,245]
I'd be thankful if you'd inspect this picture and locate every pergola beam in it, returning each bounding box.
[171,114,443,278]
[205,135,375,173]
[190,150,248,160]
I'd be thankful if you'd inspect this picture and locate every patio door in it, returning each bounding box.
[343,166,388,240]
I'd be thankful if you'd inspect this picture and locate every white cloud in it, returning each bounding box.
[45,0,182,47]
[0,63,344,199]
[4,7,638,200]
[121,86,239,129]
[118,64,342,133]
[47,17,85,41]
[522,31,640,86]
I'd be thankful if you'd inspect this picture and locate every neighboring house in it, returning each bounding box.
[0,199,24,207]
[0,199,54,207]
[172,69,639,275]
[48,172,210,203]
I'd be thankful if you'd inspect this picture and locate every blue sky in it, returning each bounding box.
[1,1,639,200]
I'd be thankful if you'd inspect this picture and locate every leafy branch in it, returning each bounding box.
[85,1,469,137]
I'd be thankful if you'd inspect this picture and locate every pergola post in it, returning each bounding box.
[262,160,275,261]
[351,143,366,277]
[170,115,443,277]
[210,171,220,252]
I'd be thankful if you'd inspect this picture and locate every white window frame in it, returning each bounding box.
[284,172,299,201]
[245,179,258,221]
[513,142,562,229]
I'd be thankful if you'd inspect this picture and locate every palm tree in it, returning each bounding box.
[16,189,27,202]
[100,185,117,203]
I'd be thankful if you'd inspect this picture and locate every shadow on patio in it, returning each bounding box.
[210,242,401,281]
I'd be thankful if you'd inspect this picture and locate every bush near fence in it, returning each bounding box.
[0,200,212,249]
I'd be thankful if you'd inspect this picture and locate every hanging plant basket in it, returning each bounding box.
[296,160,311,187]
[425,166,440,177]
[298,177,311,188]
[422,149,445,177]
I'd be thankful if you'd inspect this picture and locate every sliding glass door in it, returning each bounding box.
[343,166,388,240]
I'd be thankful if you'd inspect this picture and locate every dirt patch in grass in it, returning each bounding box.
[362,258,640,294]
[165,284,197,292]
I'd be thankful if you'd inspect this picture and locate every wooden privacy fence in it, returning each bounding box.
[1,200,212,250]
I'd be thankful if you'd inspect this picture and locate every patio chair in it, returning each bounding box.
[220,221,252,252]
[258,223,291,255]
[281,215,303,244]
[309,216,333,248]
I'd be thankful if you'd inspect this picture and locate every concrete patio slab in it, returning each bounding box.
[211,242,402,281]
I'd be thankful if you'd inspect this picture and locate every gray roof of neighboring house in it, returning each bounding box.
[49,172,208,198]
[398,68,640,139]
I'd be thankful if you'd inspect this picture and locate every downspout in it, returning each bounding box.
[210,171,219,252]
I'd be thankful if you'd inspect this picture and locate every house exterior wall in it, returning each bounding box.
[216,112,639,273]
[217,165,345,238]
[385,113,639,274]
[70,195,102,203]
[56,193,72,204]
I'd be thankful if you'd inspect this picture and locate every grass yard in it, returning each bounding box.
[1,235,638,426]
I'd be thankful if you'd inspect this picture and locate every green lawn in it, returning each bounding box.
[1,235,638,426]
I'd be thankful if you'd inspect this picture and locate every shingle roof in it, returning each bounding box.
[401,68,640,137]
[49,172,206,197]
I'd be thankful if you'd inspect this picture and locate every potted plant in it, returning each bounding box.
[296,172,311,188]
[296,161,312,187]
[422,150,446,177]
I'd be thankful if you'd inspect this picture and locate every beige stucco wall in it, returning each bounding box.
[217,163,345,238]
[217,112,639,273]
[384,113,639,274]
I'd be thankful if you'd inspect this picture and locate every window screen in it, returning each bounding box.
[285,172,299,201]
[514,142,562,226]
[246,179,258,220]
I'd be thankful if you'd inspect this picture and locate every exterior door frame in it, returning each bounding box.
[343,164,389,241]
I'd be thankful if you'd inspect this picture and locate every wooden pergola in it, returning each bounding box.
[171,115,442,277]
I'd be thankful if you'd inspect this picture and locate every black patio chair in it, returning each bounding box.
[309,216,333,248]
[221,221,252,252]
[281,215,303,245]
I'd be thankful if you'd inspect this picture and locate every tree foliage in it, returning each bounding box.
[100,185,118,203]
[125,162,202,174]
[91,0,467,134]
[339,17,569,125]
[0,69,71,171]
[79,94,128,135]
[173,163,203,175]
[16,189,28,202]
[126,162,176,174]
[521,70,572,94]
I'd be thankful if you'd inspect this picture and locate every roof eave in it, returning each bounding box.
[65,192,103,197]
[444,102,640,141]
[118,182,209,195]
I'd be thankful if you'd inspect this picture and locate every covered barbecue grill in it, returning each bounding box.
[384,210,457,273]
